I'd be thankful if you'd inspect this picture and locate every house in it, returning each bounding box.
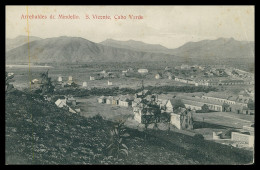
[68,76,73,81]
[138,69,148,74]
[242,109,254,115]
[176,95,223,112]
[55,99,67,108]
[182,99,204,111]
[119,97,129,107]
[202,93,236,105]
[58,76,62,82]
[231,132,254,147]
[82,82,87,87]
[175,77,188,83]
[112,97,119,105]
[170,108,194,130]
[90,76,95,81]
[108,81,112,85]
[106,96,113,104]
[98,96,106,103]
[133,106,154,124]
[31,79,39,84]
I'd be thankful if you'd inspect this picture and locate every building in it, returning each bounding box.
[68,76,73,81]
[201,93,236,105]
[108,81,113,86]
[231,132,254,147]
[55,99,67,108]
[98,96,106,103]
[31,79,39,84]
[119,96,130,107]
[106,96,113,104]
[170,108,194,130]
[82,82,87,87]
[138,69,148,74]
[176,95,224,112]
[58,76,62,82]
[90,76,95,81]
[175,77,188,84]
[182,99,204,111]
[112,97,119,105]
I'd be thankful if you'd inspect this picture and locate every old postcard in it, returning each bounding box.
[5,5,254,165]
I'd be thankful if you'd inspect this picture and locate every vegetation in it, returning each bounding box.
[39,70,55,95]
[247,99,255,110]
[107,120,130,159]
[201,104,210,113]
[5,72,15,93]
[6,90,253,164]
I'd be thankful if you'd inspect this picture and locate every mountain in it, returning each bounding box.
[6,35,42,52]
[6,36,174,63]
[172,37,254,59]
[100,39,172,54]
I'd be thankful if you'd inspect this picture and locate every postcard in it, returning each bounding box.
[5,5,254,165]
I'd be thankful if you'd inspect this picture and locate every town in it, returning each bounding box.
[14,62,253,150]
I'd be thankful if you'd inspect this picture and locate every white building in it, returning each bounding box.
[90,76,95,81]
[58,76,62,82]
[55,99,67,108]
[82,82,87,87]
[68,76,73,81]
[108,81,112,86]
[138,69,148,74]
[98,96,106,103]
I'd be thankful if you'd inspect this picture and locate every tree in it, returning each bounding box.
[247,99,255,110]
[107,120,130,159]
[222,103,230,112]
[40,70,54,95]
[172,99,186,111]
[6,72,15,93]
[201,104,210,113]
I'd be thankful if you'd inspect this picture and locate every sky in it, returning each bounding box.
[6,6,254,49]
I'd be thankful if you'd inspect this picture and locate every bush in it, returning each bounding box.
[193,134,204,140]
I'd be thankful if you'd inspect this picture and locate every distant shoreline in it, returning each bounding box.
[6,64,53,68]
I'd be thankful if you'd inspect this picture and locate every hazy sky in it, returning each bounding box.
[6,6,254,48]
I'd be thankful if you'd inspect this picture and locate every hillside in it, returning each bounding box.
[6,90,253,164]
[172,38,254,59]
[6,35,42,52]
[100,39,172,54]
[6,36,174,63]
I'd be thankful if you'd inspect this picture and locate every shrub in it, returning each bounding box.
[107,120,130,159]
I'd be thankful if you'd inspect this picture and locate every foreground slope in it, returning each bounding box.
[5,90,253,164]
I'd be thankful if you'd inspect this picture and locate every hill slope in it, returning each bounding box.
[172,38,254,59]
[6,35,42,52]
[6,90,253,164]
[100,39,172,54]
[6,36,174,63]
